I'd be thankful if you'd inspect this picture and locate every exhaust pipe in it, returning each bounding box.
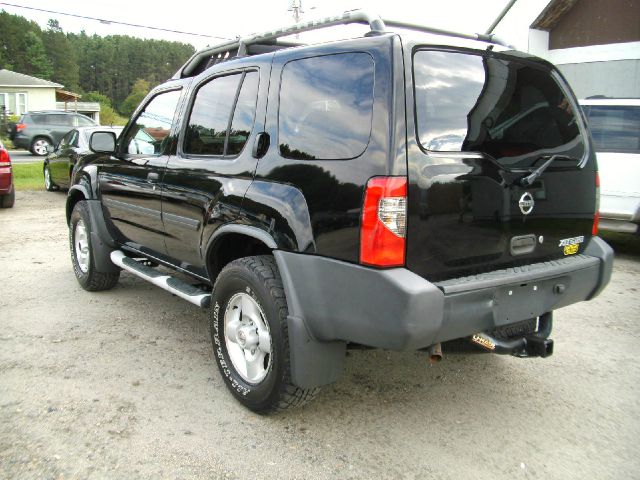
[428,342,443,365]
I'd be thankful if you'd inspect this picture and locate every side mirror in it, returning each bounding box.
[90,131,117,154]
[46,144,55,154]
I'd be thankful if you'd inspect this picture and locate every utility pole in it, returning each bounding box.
[289,0,303,24]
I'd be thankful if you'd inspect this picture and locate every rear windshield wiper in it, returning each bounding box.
[520,155,578,187]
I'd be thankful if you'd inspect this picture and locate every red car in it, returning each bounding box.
[0,140,15,208]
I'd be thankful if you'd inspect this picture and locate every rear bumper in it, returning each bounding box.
[275,237,613,387]
[12,135,30,149]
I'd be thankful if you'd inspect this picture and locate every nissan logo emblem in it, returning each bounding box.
[519,192,534,215]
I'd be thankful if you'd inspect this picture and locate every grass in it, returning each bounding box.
[12,162,45,191]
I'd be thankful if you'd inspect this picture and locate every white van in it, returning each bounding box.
[580,98,640,234]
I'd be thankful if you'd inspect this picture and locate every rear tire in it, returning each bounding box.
[31,137,52,156]
[0,189,15,208]
[69,200,120,291]
[210,255,319,413]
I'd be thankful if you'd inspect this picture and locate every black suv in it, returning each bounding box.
[66,11,613,413]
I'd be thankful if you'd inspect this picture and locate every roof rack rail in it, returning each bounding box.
[176,9,513,79]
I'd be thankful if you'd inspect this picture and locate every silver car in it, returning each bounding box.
[580,98,640,234]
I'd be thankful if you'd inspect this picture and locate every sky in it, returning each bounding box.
[0,0,552,51]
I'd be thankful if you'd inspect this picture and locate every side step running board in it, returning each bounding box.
[110,250,211,308]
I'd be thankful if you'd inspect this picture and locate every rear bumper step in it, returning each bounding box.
[110,250,210,308]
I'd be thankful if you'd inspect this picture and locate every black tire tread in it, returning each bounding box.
[215,255,319,412]
[0,189,15,208]
[70,201,120,291]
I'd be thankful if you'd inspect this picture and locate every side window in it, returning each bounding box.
[45,114,73,126]
[227,72,259,156]
[58,130,75,149]
[184,74,241,156]
[184,71,259,157]
[586,106,640,153]
[278,53,375,160]
[122,90,181,156]
[69,130,79,147]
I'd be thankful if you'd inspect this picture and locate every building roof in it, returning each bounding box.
[531,0,579,31]
[0,69,63,88]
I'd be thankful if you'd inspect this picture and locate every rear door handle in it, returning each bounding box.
[147,172,160,182]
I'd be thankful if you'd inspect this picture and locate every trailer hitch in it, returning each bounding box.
[470,313,554,358]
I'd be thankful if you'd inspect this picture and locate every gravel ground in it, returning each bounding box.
[1,191,639,480]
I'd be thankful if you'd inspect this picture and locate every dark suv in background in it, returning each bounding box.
[66,11,612,413]
[11,111,97,156]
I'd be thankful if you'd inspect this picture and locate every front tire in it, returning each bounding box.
[31,137,52,156]
[69,201,120,291]
[44,164,58,191]
[210,256,319,413]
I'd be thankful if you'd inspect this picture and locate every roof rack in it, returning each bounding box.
[176,9,513,79]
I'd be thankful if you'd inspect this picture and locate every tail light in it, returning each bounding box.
[0,148,10,164]
[592,172,600,235]
[15,123,26,132]
[360,176,407,267]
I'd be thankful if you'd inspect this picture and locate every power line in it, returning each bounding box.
[0,2,232,40]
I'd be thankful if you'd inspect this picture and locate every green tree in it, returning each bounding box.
[83,91,127,125]
[119,79,151,116]
[43,19,79,91]
[23,31,53,79]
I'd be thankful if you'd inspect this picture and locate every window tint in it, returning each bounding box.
[227,72,259,156]
[58,130,75,149]
[414,50,584,167]
[279,53,375,160]
[584,105,640,153]
[44,114,73,126]
[123,90,181,156]
[69,130,79,147]
[184,74,242,156]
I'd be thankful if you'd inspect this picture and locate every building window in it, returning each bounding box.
[15,93,27,115]
[0,93,8,115]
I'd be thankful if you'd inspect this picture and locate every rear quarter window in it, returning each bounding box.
[278,52,375,160]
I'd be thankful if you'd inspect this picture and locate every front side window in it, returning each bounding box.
[278,53,375,160]
[123,89,181,156]
[414,50,585,168]
[584,105,640,153]
[58,130,76,149]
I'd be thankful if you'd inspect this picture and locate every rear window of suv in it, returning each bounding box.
[413,50,585,168]
[278,52,375,160]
